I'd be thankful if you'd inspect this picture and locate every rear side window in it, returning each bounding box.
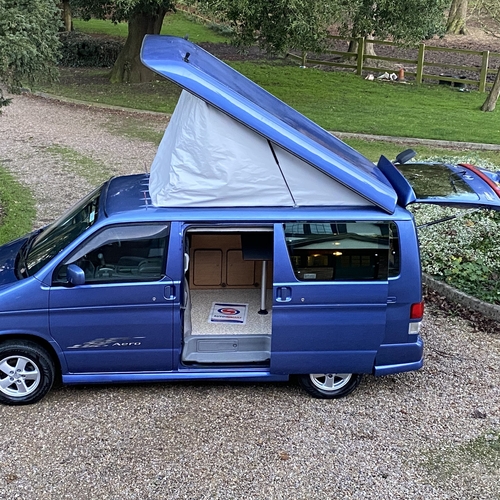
[284,221,400,281]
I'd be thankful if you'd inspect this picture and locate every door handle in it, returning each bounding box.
[276,287,292,302]
[164,285,176,300]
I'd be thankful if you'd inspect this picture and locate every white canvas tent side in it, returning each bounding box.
[149,91,374,208]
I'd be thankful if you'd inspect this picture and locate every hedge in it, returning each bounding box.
[59,32,124,67]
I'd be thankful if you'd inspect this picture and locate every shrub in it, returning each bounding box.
[59,31,124,67]
[410,154,500,305]
[206,21,234,37]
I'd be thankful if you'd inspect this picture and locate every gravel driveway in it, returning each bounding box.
[0,93,499,500]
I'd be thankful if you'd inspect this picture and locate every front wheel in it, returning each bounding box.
[298,373,362,399]
[0,341,55,405]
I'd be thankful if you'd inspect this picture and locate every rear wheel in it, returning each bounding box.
[299,373,362,399]
[0,341,55,405]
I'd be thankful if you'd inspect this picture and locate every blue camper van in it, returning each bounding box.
[0,36,499,405]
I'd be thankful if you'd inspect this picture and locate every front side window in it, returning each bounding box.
[284,221,400,281]
[54,224,170,284]
[26,186,101,276]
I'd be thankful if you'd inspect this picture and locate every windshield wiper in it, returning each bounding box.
[450,174,459,193]
[417,208,480,229]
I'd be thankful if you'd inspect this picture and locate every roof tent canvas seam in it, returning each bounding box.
[268,140,297,207]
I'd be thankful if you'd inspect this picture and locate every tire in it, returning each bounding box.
[0,341,55,405]
[298,373,362,399]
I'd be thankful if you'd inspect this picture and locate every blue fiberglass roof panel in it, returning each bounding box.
[140,35,398,213]
[104,175,413,222]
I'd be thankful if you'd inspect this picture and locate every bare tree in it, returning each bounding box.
[482,68,500,111]
[447,0,468,34]
[473,0,500,37]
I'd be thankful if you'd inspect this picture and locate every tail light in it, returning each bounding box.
[409,301,424,335]
[410,301,424,320]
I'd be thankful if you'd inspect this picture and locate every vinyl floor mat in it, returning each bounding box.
[190,289,272,335]
[209,302,248,324]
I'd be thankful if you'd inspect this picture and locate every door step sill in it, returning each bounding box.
[182,334,271,363]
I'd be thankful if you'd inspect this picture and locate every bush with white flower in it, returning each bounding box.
[408,153,500,305]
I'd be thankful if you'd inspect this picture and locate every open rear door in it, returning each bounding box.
[377,155,500,210]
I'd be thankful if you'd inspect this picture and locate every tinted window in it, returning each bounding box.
[397,163,479,201]
[54,224,169,284]
[284,222,399,281]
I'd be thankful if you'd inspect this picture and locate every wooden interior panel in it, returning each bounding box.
[226,250,256,286]
[189,233,273,289]
[193,249,222,286]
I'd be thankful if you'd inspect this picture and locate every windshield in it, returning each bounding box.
[25,186,101,276]
[397,163,479,201]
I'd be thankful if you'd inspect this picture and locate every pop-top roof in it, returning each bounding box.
[141,35,398,213]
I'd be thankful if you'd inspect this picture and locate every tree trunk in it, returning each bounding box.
[481,67,500,112]
[364,34,376,57]
[446,0,468,35]
[60,1,72,32]
[347,35,377,58]
[109,9,167,84]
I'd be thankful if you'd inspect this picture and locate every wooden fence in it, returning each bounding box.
[288,36,500,92]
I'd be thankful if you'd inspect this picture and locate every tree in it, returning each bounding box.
[198,0,448,57]
[70,0,175,83]
[0,0,61,112]
[446,0,468,34]
[60,1,72,31]
[475,0,500,111]
[195,0,342,54]
[339,0,448,46]
[482,68,500,112]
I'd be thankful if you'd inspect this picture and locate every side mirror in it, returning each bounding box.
[67,264,86,286]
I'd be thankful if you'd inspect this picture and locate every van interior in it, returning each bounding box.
[181,227,274,365]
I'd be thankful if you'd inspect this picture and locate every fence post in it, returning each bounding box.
[301,51,307,67]
[479,50,490,92]
[356,37,365,76]
[416,43,425,84]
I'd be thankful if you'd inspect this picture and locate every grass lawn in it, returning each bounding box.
[44,68,181,114]
[51,12,500,145]
[39,63,500,145]
[343,139,500,166]
[73,11,228,43]
[230,62,500,144]
[0,167,36,245]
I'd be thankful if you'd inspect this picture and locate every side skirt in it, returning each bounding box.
[62,370,289,385]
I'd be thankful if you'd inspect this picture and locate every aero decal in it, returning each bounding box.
[67,337,145,349]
